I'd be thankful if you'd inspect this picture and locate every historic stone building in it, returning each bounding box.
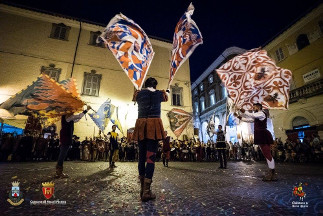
[0,3,193,139]
[191,47,245,142]
[264,3,323,141]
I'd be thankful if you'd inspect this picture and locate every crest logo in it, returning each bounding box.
[7,181,24,206]
[42,182,55,199]
[293,182,307,201]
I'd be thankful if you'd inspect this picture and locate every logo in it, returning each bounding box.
[292,182,308,208]
[42,182,55,199]
[7,181,24,206]
[293,182,306,201]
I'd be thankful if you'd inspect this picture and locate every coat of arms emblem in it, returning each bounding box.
[7,181,24,206]
[42,182,55,199]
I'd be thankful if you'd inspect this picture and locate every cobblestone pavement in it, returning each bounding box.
[0,161,322,216]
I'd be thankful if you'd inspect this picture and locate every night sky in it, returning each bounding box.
[3,0,322,82]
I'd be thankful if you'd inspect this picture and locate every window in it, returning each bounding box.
[50,23,70,40]
[200,83,204,92]
[319,21,323,34]
[194,101,199,113]
[222,86,227,98]
[200,97,205,111]
[296,34,310,51]
[208,75,214,84]
[41,64,61,81]
[82,70,102,96]
[171,84,183,106]
[193,88,198,96]
[89,31,104,47]
[209,89,216,106]
[275,48,285,62]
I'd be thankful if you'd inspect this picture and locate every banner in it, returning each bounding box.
[167,108,192,138]
[98,14,154,90]
[216,49,292,110]
[168,3,203,87]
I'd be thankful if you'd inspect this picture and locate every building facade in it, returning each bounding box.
[0,4,194,139]
[264,3,323,141]
[191,47,245,143]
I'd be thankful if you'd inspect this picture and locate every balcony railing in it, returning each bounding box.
[289,79,323,103]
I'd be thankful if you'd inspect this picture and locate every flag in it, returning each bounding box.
[167,108,192,138]
[110,106,123,135]
[216,49,292,110]
[59,78,81,98]
[98,14,154,90]
[0,74,84,119]
[89,99,123,134]
[168,3,203,87]
[89,99,112,131]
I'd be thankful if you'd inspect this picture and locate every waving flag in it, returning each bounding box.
[0,74,84,118]
[89,99,123,134]
[98,14,154,90]
[110,105,123,135]
[167,108,192,138]
[60,78,81,98]
[89,99,112,131]
[216,49,292,110]
[169,3,203,87]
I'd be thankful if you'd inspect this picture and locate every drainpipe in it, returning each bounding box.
[71,21,82,77]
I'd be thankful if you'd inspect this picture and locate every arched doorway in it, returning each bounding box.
[286,116,316,142]
[292,116,309,128]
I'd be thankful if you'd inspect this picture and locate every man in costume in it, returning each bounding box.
[107,125,119,168]
[162,131,171,167]
[132,77,169,202]
[56,105,91,178]
[235,103,277,181]
[215,125,227,169]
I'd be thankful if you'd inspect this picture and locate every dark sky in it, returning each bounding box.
[4,0,322,82]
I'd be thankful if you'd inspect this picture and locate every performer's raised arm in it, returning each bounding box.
[239,108,266,121]
[66,105,91,123]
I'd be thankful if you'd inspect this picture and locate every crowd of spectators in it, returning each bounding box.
[1,132,322,163]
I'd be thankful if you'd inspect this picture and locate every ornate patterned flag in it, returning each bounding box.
[169,3,203,87]
[167,108,192,138]
[0,74,84,118]
[60,78,81,98]
[98,14,154,90]
[216,49,292,110]
[89,99,112,131]
[89,99,123,134]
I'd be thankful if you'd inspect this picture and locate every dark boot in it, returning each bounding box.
[162,157,166,167]
[55,165,69,178]
[262,169,278,181]
[166,159,169,167]
[223,152,227,169]
[219,152,224,168]
[112,162,117,168]
[141,178,156,202]
[139,176,145,198]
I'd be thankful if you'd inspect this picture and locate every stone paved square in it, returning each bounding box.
[0,161,322,216]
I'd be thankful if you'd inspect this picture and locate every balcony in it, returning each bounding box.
[289,79,323,103]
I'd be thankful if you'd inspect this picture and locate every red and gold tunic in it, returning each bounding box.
[132,88,168,141]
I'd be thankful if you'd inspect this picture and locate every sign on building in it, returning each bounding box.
[303,69,320,83]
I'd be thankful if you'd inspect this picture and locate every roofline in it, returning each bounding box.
[191,46,246,90]
[0,1,172,45]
